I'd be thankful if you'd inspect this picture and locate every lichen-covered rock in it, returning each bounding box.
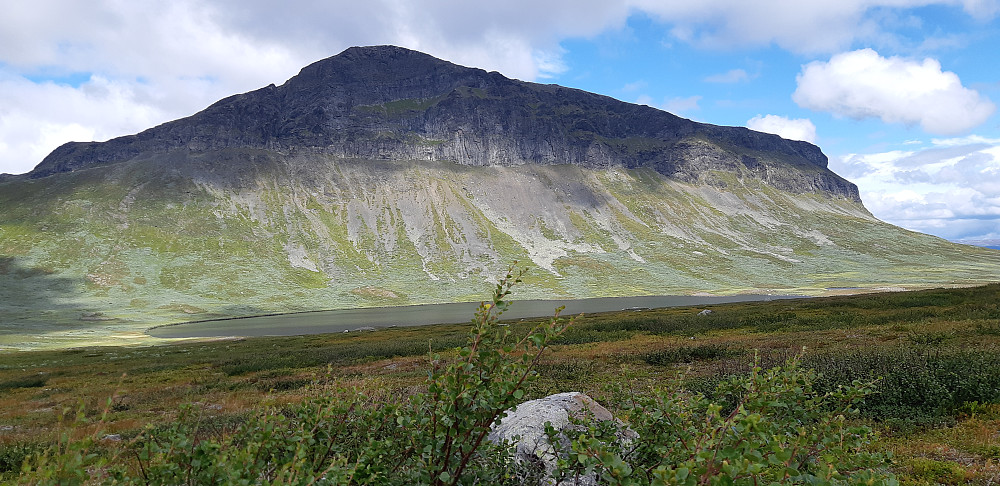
[488,392,636,486]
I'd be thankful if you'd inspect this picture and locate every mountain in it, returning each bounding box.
[2,45,999,349]
[955,238,1000,250]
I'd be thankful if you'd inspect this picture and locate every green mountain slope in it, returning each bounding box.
[3,148,998,349]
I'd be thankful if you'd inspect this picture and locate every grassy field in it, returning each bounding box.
[2,283,1000,483]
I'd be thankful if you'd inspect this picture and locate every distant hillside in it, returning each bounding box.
[955,239,1000,251]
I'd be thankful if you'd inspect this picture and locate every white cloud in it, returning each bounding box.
[930,135,1000,146]
[533,48,570,78]
[0,2,306,91]
[793,48,996,135]
[663,96,703,116]
[831,137,1000,240]
[746,115,817,143]
[622,80,648,92]
[0,1,310,175]
[635,0,999,54]
[705,68,751,83]
[961,0,1000,17]
[207,0,633,82]
[0,74,173,174]
[636,95,702,117]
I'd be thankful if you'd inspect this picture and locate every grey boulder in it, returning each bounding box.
[488,391,636,485]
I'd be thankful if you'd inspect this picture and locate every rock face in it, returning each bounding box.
[25,45,858,201]
[488,392,636,485]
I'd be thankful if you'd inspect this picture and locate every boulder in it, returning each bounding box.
[488,392,636,485]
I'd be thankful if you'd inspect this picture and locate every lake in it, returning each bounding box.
[147,294,801,339]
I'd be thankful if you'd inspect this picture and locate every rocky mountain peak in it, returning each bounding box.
[296,45,470,85]
[20,45,858,201]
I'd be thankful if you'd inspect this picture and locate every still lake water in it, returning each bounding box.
[147,294,801,339]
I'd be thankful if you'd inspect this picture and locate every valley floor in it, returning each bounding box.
[0,282,982,352]
[2,284,1000,482]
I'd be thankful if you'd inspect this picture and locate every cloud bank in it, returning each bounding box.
[637,0,998,53]
[705,69,751,83]
[832,137,1000,240]
[793,49,996,135]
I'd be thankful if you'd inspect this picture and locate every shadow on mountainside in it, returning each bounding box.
[0,256,81,332]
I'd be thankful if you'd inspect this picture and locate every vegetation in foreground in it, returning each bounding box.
[1,278,999,483]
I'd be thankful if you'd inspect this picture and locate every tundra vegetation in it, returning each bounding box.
[2,272,1000,484]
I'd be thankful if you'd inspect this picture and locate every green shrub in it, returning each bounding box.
[803,349,1000,425]
[551,354,897,486]
[642,344,739,366]
[0,375,47,391]
[216,337,459,376]
[906,458,967,485]
[0,442,45,478]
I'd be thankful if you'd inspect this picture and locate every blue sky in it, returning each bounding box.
[1,1,999,240]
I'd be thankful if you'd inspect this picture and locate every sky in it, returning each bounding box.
[2,1,1000,241]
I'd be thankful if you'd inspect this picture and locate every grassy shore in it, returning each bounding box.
[2,283,1000,483]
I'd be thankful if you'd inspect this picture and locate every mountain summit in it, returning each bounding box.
[28,46,855,200]
[2,46,999,349]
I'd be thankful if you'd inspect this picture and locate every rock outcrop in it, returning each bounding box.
[488,392,636,485]
[23,45,859,201]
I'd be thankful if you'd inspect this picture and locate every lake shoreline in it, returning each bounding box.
[147,293,806,339]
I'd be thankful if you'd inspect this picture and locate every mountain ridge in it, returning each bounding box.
[19,46,857,201]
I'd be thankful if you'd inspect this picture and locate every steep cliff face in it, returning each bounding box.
[26,46,857,201]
